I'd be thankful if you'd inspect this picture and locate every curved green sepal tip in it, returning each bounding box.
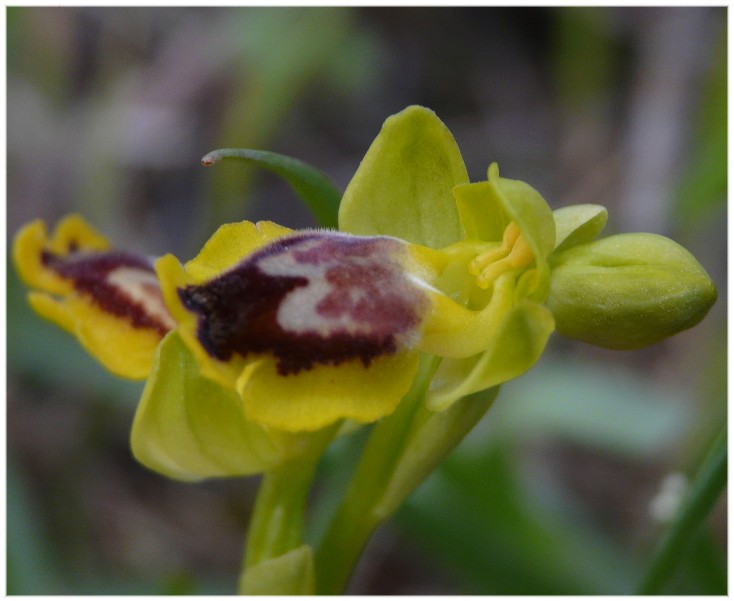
[339,105,468,247]
[202,148,342,229]
[548,233,717,349]
[130,332,290,481]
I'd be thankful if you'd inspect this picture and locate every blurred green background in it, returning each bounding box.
[6,6,726,594]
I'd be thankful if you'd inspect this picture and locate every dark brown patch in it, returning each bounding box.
[41,249,171,336]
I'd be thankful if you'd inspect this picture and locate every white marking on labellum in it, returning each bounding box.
[107,267,177,331]
[259,233,424,343]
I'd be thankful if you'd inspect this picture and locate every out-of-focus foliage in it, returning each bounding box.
[7,7,726,594]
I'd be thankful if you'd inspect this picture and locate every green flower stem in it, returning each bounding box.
[313,359,436,594]
[241,425,338,578]
[637,428,727,595]
[314,356,497,594]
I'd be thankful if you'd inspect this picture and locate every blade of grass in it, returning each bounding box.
[637,428,727,594]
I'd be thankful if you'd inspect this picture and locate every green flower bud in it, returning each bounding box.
[547,233,717,349]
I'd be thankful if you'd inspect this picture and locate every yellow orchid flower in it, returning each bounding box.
[153,196,554,434]
[12,106,716,486]
[12,105,718,596]
[13,214,174,379]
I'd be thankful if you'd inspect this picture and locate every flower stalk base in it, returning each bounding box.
[314,356,497,594]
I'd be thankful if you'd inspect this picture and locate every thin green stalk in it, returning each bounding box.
[314,357,496,594]
[313,357,437,594]
[637,428,727,594]
[242,425,337,572]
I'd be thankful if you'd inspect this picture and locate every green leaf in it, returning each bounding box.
[339,105,468,247]
[552,8,615,110]
[638,429,727,594]
[398,442,639,594]
[201,148,342,228]
[239,545,315,595]
[7,461,67,594]
[130,332,292,481]
[552,204,608,252]
[672,29,726,228]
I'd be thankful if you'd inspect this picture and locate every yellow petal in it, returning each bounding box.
[418,274,516,358]
[49,213,110,254]
[156,220,295,389]
[184,220,293,281]
[14,215,112,294]
[453,181,507,242]
[163,227,430,404]
[237,352,421,432]
[14,220,75,295]
[27,291,77,334]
